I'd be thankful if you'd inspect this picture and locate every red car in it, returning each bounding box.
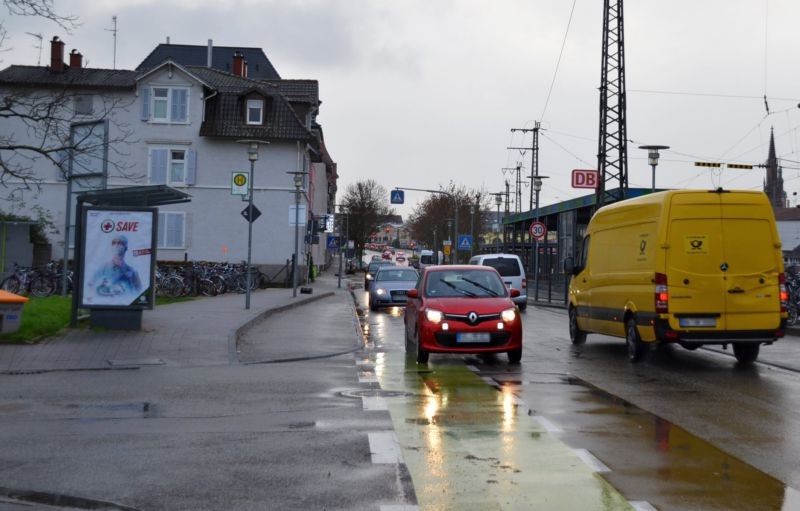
[404,265,523,363]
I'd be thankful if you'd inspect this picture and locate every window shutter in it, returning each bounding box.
[140,87,151,121]
[150,149,168,184]
[186,149,197,185]
[172,89,187,122]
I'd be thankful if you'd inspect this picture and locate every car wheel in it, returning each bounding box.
[369,298,378,311]
[625,318,647,362]
[416,327,429,363]
[569,306,587,345]
[733,344,760,365]
[507,348,522,364]
[404,322,412,351]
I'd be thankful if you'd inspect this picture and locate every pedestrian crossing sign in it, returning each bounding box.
[390,190,405,204]
[458,235,472,251]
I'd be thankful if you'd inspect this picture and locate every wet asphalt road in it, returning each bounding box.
[358,288,800,510]
[1,280,799,510]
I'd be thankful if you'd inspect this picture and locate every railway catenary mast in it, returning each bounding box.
[595,0,629,208]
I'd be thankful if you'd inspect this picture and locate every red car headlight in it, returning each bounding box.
[501,308,517,322]
[425,309,443,324]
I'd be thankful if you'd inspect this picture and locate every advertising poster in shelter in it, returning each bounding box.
[81,208,156,308]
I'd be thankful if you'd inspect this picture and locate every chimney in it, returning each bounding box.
[69,49,83,69]
[50,36,65,73]
[207,39,213,67]
[243,60,248,78]
[232,51,244,77]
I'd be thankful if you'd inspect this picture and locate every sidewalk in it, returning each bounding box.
[0,269,351,373]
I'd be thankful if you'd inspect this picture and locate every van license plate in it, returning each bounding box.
[457,332,491,343]
[679,317,716,327]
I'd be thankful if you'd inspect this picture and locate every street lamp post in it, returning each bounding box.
[236,139,267,310]
[494,193,502,253]
[447,219,453,264]
[469,203,476,258]
[334,204,348,289]
[639,145,670,192]
[288,171,307,297]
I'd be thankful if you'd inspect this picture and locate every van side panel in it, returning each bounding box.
[580,205,660,339]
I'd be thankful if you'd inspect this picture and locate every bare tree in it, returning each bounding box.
[406,182,491,262]
[340,179,393,262]
[0,1,138,198]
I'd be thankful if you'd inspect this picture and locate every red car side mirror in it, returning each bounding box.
[510,289,521,298]
[407,289,419,298]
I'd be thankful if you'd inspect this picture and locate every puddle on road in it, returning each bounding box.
[351,291,799,509]
[498,375,794,511]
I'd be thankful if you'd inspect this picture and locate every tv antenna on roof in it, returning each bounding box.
[105,15,118,69]
[25,32,43,66]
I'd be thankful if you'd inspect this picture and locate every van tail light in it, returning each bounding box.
[779,272,788,313]
[522,279,527,289]
[655,272,669,314]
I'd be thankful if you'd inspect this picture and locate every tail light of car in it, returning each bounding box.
[779,272,788,313]
[654,272,668,314]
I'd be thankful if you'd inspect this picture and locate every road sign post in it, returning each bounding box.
[529,221,546,241]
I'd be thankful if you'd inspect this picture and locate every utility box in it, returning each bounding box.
[0,290,28,334]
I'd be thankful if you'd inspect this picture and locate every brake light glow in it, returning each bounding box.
[779,272,788,313]
[655,272,669,314]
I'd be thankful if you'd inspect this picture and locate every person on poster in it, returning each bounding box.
[89,234,142,297]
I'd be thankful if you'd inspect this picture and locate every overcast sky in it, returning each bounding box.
[4,0,800,218]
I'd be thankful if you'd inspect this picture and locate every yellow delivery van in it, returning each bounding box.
[564,189,787,364]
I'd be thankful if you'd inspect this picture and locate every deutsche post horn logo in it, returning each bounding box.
[101,219,114,233]
[690,239,703,250]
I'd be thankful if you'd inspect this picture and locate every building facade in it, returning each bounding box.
[0,38,337,277]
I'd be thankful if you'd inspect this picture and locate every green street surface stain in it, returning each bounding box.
[376,355,633,510]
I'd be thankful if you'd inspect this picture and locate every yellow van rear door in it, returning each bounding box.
[719,198,781,330]
[665,200,727,330]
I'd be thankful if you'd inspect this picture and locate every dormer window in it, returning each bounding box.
[247,99,263,125]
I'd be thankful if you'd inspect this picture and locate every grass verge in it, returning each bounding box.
[0,295,194,344]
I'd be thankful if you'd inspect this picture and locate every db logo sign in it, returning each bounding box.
[572,169,599,189]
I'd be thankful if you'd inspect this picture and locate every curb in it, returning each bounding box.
[228,290,337,362]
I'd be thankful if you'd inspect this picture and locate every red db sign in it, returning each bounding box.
[572,169,599,189]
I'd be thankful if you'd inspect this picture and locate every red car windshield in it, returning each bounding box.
[424,270,506,298]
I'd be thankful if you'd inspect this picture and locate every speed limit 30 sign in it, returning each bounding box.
[529,221,546,241]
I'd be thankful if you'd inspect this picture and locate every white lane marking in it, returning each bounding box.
[534,416,563,434]
[629,502,657,511]
[368,431,403,464]
[480,376,499,387]
[572,448,611,473]
[359,371,378,383]
[380,506,420,511]
[355,358,372,366]
[362,396,388,411]
[465,365,480,372]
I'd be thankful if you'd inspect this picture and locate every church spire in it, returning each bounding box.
[764,127,786,208]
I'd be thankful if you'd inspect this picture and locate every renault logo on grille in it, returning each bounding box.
[467,312,479,324]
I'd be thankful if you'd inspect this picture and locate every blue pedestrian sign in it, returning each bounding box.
[390,190,405,204]
[458,235,472,251]
[327,234,341,250]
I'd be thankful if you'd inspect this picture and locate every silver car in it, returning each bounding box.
[368,266,419,311]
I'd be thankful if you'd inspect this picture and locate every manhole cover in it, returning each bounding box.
[338,389,414,399]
